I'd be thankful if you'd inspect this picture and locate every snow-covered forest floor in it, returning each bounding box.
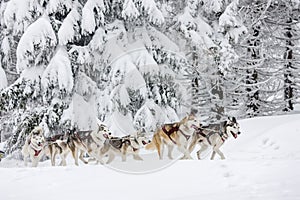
[1,113,300,200]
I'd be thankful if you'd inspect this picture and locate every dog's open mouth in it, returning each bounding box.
[103,134,109,139]
[142,140,147,145]
[231,131,238,139]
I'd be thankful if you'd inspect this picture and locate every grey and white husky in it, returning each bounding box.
[22,126,46,167]
[67,124,112,165]
[44,133,70,166]
[188,117,241,160]
[99,132,150,164]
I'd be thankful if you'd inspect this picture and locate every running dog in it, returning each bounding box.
[145,114,201,160]
[100,132,150,163]
[22,126,46,167]
[44,133,70,166]
[68,124,112,165]
[188,117,241,160]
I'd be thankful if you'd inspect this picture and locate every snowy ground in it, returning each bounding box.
[1,114,300,200]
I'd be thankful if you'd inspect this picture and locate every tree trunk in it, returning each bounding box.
[246,26,260,116]
[283,17,294,111]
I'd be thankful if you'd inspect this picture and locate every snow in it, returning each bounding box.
[219,0,247,43]
[122,0,140,20]
[20,65,44,82]
[41,46,74,93]
[3,0,41,26]
[58,8,80,45]
[81,0,105,34]
[61,93,98,131]
[89,27,106,51]
[107,111,136,136]
[16,16,57,72]
[47,0,72,14]
[140,0,165,25]
[1,114,300,199]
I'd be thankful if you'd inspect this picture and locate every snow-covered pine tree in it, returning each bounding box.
[263,1,300,112]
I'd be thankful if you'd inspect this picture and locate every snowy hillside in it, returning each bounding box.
[1,114,300,200]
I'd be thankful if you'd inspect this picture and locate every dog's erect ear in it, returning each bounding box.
[232,117,236,123]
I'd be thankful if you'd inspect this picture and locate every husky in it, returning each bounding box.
[100,132,150,164]
[68,124,112,165]
[188,117,241,160]
[21,126,46,167]
[44,133,70,166]
[145,114,201,160]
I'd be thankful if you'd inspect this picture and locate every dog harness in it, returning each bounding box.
[162,125,179,144]
[107,137,140,152]
[194,125,233,145]
[28,140,43,157]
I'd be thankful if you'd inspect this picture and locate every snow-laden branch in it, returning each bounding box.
[58,8,80,45]
[122,0,140,20]
[81,0,105,34]
[41,46,73,93]
[16,16,57,72]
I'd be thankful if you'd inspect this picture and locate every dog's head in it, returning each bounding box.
[135,132,150,147]
[181,114,201,130]
[225,117,241,139]
[97,124,112,140]
[30,127,45,147]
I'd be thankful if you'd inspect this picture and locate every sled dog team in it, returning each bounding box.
[22,114,241,167]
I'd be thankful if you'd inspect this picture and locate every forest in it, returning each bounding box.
[0,0,299,155]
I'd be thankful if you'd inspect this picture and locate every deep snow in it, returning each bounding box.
[1,114,300,200]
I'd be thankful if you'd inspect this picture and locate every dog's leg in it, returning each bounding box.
[213,147,225,160]
[158,143,164,160]
[31,155,38,167]
[106,151,115,164]
[79,150,88,164]
[196,144,208,160]
[24,155,28,167]
[71,148,79,166]
[51,148,57,166]
[177,144,192,160]
[167,145,174,160]
[153,134,163,159]
[88,150,105,165]
[60,150,69,166]
[188,134,198,153]
[210,151,216,160]
[121,152,126,162]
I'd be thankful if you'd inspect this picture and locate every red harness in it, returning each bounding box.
[28,140,43,157]
[34,149,42,157]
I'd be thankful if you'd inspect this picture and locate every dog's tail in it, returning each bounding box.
[145,131,160,151]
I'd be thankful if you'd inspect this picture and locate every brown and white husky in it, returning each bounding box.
[145,114,201,160]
